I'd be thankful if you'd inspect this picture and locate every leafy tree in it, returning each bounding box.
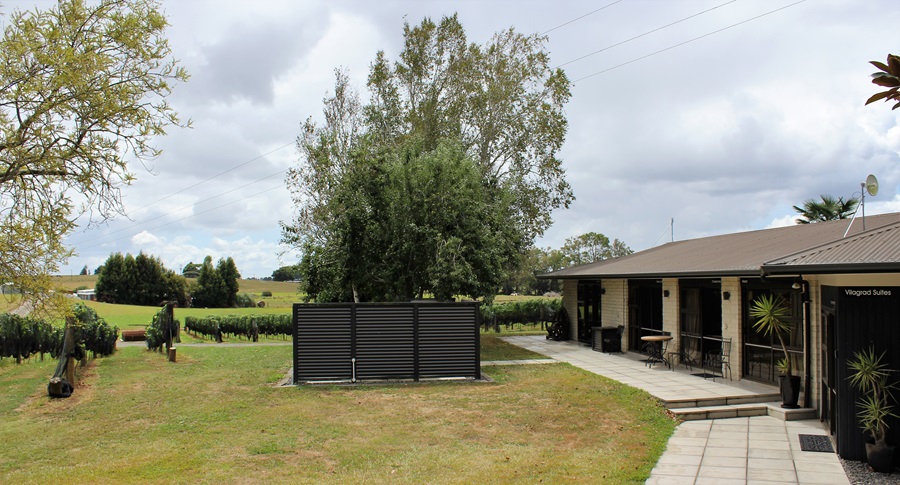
[503,247,568,295]
[271,265,302,282]
[0,0,188,314]
[182,262,201,279]
[94,252,187,306]
[191,256,240,307]
[560,232,633,266]
[216,257,241,307]
[284,15,571,302]
[866,54,900,110]
[365,15,572,242]
[299,138,520,302]
[793,195,858,224]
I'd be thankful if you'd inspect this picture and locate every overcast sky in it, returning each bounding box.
[11,0,899,278]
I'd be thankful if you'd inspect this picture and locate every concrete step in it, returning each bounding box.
[670,402,817,422]
[665,393,781,409]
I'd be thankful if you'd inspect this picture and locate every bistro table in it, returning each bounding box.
[640,335,673,368]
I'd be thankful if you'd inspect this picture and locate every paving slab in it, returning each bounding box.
[500,336,850,485]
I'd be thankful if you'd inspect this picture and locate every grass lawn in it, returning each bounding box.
[0,343,675,484]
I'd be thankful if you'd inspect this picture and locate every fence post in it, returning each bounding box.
[64,317,76,385]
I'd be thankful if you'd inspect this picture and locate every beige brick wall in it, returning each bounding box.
[601,279,628,350]
[721,277,742,381]
[805,276,821,413]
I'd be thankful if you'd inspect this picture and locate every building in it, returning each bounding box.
[541,212,900,462]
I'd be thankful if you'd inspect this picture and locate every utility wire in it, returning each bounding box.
[541,0,626,35]
[73,168,288,245]
[128,141,294,215]
[556,0,738,68]
[573,0,806,83]
[77,183,287,251]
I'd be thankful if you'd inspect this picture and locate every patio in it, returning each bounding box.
[500,335,849,484]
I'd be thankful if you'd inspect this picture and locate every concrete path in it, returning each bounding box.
[499,336,850,485]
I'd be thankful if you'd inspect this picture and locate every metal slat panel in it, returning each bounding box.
[293,302,479,383]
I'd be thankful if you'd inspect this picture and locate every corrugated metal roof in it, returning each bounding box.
[543,213,900,279]
[762,220,900,274]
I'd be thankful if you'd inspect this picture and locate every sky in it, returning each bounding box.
[8,0,899,279]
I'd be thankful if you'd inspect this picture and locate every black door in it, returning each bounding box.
[577,281,601,344]
[628,280,663,352]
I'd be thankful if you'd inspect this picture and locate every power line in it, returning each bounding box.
[77,183,287,252]
[128,141,294,215]
[73,168,288,246]
[556,0,738,69]
[541,0,626,35]
[573,0,806,83]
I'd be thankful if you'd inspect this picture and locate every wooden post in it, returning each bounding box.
[64,317,76,387]
[167,347,177,363]
[164,303,174,353]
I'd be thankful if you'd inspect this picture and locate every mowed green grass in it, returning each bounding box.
[0,343,675,484]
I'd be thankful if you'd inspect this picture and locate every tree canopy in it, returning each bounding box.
[95,252,187,306]
[560,232,633,267]
[190,256,241,308]
[0,0,188,313]
[283,14,571,302]
[792,195,858,224]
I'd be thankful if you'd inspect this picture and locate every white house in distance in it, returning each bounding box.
[540,212,900,463]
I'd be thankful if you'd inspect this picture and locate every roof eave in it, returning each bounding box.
[761,262,900,275]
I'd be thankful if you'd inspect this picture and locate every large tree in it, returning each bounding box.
[284,15,571,302]
[793,195,858,224]
[560,232,633,267]
[0,0,188,313]
[299,138,520,302]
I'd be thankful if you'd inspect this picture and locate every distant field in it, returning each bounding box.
[52,275,301,295]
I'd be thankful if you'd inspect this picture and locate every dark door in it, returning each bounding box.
[577,281,601,344]
[628,280,663,352]
[679,281,722,370]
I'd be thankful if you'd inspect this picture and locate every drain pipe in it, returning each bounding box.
[800,278,811,409]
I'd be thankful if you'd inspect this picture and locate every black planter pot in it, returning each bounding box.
[865,442,895,473]
[779,375,801,409]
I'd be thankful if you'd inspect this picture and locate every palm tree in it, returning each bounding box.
[793,194,859,224]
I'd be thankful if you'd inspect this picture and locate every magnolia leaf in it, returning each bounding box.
[888,54,900,75]
[871,60,890,72]
[866,90,893,105]
[871,72,900,87]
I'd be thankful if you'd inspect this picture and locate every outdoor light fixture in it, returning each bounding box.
[600,288,606,295]
[663,290,670,297]
[723,291,731,300]
[792,282,801,290]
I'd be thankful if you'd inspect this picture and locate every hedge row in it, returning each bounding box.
[0,304,118,362]
[480,298,562,329]
[184,314,292,341]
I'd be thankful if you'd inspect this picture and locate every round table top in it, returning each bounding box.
[640,335,673,342]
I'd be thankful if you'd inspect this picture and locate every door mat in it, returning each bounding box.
[799,434,834,453]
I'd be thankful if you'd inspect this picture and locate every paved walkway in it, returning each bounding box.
[500,336,850,485]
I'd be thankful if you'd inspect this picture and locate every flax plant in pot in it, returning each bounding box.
[749,293,801,408]
[848,346,897,473]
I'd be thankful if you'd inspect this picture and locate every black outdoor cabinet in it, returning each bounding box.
[592,326,622,353]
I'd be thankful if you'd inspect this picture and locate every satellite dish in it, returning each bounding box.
[865,174,878,196]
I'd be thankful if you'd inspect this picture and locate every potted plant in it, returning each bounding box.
[749,293,801,408]
[848,346,897,473]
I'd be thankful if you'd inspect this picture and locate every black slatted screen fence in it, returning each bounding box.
[293,302,480,383]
